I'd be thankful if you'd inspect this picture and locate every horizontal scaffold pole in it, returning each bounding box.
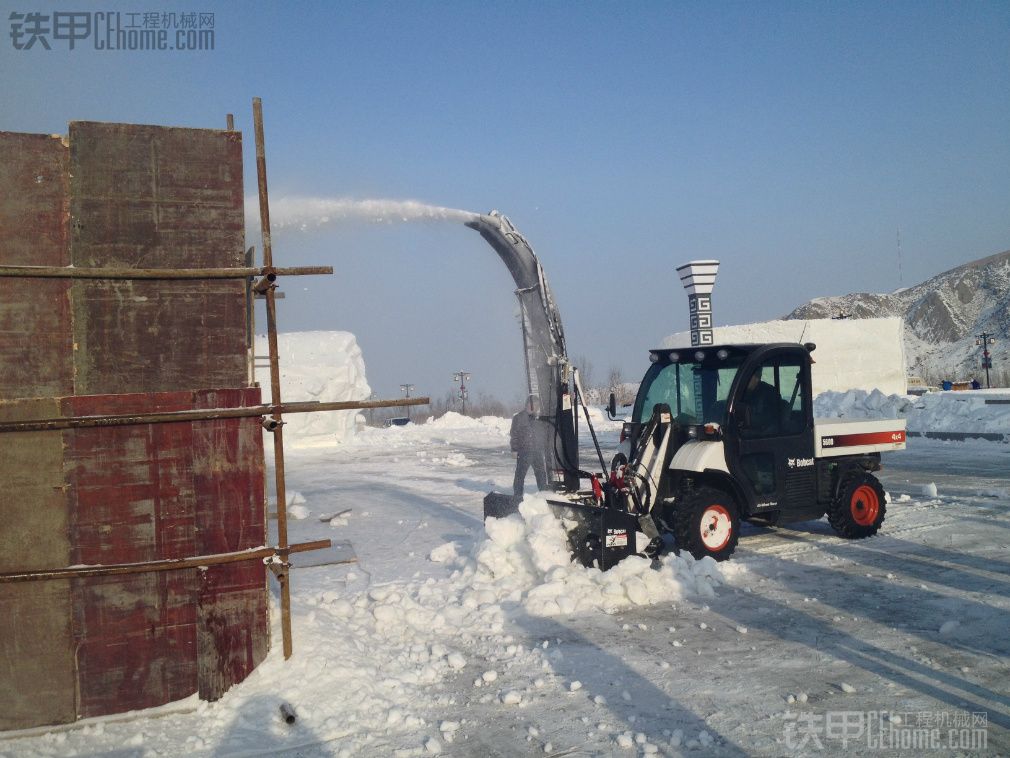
[0,539,339,583]
[0,265,332,280]
[0,396,430,433]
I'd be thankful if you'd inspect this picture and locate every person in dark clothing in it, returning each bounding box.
[739,371,785,494]
[510,398,547,498]
[742,371,785,435]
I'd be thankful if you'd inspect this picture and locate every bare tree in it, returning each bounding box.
[607,365,636,405]
[572,353,594,391]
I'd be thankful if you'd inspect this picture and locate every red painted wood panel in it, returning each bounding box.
[193,387,267,700]
[62,389,266,715]
[65,392,199,717]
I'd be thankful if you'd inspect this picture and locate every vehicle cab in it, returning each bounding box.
[625,342,821,522]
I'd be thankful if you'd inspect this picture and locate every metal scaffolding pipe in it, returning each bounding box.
[0,264,332,280]
[0,539,337,583]
[0,397,430,434]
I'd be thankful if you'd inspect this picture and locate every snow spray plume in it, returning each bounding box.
[249,196,479,230]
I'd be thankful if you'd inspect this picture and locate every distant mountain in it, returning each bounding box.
[785,249,1010,384]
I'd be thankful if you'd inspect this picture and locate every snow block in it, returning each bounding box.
[664,317,906,396]
[255,330,371,446]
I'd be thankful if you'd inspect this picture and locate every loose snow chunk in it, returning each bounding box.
[939,620,959,636]
[568,680,582,692]
[616,732,635,748]
[481,670,498,682]
[443,452,475,467]
[922,482,939,498]
[839,682,857,694]
[736,625,748,634]
[429,542,459,563]
[446,652,466,669]
[439,721,460,734]
[501,690,523,705]
[288,504,310,520]
[424,736,442,754]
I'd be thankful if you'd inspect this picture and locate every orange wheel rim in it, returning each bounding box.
[700,504,732,551]
[850,484,880,526]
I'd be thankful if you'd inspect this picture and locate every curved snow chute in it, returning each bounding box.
[465,211,580,489]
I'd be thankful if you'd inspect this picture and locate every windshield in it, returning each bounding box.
[632,355,745,425]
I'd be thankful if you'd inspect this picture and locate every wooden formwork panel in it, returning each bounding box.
[192,388,269,700]
[62,389,266,717]
[0,132,73,398]
[0,122,268,729]
[0,398,75,729]
[68,122,248,395]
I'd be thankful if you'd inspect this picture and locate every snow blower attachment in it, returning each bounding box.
[469,219,907,569]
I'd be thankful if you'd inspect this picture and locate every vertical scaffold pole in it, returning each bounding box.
[252,96,294,660]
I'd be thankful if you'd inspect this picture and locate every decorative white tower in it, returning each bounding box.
[676,260,720,347]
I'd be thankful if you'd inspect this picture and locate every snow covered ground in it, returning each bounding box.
[3,418,1008,757]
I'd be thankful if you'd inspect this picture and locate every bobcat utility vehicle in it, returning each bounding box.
[606,341,906,563]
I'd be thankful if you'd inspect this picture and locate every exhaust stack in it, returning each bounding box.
[676,260,720,346]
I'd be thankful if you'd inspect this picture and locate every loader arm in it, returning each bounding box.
[623,404,673,515]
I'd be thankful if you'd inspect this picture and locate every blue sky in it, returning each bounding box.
[3,1,1009,404]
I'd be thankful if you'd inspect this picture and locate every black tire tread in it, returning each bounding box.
[828,471,886,539]
[672,485,741,561]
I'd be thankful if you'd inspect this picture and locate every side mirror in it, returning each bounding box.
[607,392,617,419]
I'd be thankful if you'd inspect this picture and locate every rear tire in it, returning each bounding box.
[673,486,741,561]
[828,471,886,538]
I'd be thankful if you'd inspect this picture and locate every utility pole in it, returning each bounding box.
[975,332,996,389]
[400,383,415,420]
[896,228,903,287]
[453,371,470,416]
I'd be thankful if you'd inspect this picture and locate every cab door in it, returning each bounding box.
[724,349,816,518]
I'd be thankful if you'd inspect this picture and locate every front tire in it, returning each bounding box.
[673,486,741,561]
[828,471,886,538]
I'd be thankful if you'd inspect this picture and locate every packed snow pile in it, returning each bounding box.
[255,331,370,446]
[353,412,511,448]
[663,317,907,396]
[815,388,1010,436]
[814,389,913,420]
[468,498,723,615]
[906,390,1010,435]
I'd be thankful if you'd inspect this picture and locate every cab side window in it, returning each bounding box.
[740,357,806,438]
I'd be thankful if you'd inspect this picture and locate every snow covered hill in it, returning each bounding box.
[785,249,1010,383]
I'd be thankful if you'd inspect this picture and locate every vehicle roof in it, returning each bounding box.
[649,342,810,354]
